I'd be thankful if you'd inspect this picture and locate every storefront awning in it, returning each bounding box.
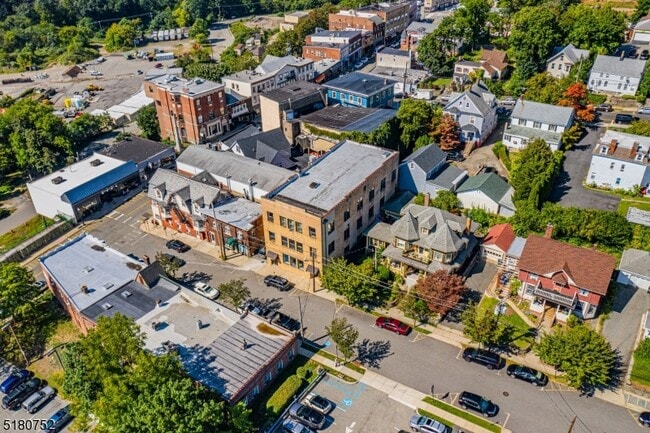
[226,237,237,247]
[266,251,278,260]
[306,265,319,276]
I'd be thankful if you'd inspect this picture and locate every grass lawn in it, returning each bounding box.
[316,349,366,375]
[478,297,535,351]
[618,199,650,216]
[0,215,55,253]
[631,355,650,388]
[422,397,501,433]
[432,77,452,87]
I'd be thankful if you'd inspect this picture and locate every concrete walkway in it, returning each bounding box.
[298,347,511,433]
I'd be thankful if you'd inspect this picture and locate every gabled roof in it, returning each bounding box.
[426,164,467,190]
[511,99,574,126]
[456,173,511,204]
[619,248,650,278]
[481,49,508,71]
[547,44,589,64]
[591,55,647,79]
[483,223,516,253]
[391,210,419,240]
[233,128,296,169]
[402,143,446,173]
[635,15,650,31]
[444,81,496,117]
[518,235,616,296]
[147,168,225,207]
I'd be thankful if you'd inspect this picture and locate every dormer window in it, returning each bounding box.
[155,189,162,199]
[636,153,644,161]
[600,146,608,154]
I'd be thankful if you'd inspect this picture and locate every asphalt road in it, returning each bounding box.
[34,192,646,433]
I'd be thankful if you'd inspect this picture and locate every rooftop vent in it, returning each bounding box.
[90,159,103,167]
[83,266,94,273]
[51,176,65,185]
[102,282,114,290]
[80,285,89,294]
[195,78,204,84]
[101,303,113,311]
[121,291,133,298]
[309,182,321,189]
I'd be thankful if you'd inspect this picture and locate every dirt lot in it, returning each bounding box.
[246,15,284,31]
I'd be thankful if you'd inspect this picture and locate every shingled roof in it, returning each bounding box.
[483,223,515,253]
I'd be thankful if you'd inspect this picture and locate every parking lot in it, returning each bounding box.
[0,362,71,433]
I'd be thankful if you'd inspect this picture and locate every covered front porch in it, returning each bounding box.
[525,284,577,323]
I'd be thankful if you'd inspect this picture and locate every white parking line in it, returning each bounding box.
[122,217,132,224]
[113,213,124,220]
[108,211,118,218]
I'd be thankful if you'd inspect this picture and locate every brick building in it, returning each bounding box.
[261,140,399,277]
[329,10,385,55]
[144,75,228,146]
[302,30,362,69]
[360,2,411,42]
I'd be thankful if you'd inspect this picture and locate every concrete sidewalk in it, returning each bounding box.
[299,347,511,433]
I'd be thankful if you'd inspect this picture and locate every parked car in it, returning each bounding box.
[127,253,145,264]
[154,62,163,68]
[458,391,499,417]
[282,418,315,433]
[639,411,650,426]
[642,49,650,61]
[615,113,634,124]
[194,282,220,300]
[409,414,448,433]
[272,312,301,332]
[360,56,369,64]
[2,377,42,410]
[500,97,516,107]
[461,347,502,370]
[241,299,277,319]
[638,107,650,115]
[166,239,190,253]
[594,103,613,112]
[354,61,364,69]
[506,364,548,386]
[264,275,292,291]
[303,393,333,415]
[42,405,73,432]
[289,402,326,430]
[162,253,186,267]
[89,70,102,76]
[446,151,465,162]
[375,317,411,336]
[0,369,31,394]
[22,385,55,413]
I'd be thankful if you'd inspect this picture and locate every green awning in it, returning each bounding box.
[226,237,237,247]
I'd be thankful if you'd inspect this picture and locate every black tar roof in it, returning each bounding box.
[300,105,397,133]
[324,72,396,96]
[104,137,174,164]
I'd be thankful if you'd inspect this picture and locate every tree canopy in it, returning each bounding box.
[509,138,564,208]
[321,257,391,307]
[136,105,162,141]
[415,270,467,318]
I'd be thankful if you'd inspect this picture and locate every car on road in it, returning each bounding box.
[288,402,326,430]
[89,70,102,76]
[2,377,42,410]
[594,103,613,112]
[638,107,650,115]
[506,364,548,386]
[615,113,634,124]
[43,405,73,432]
[639,411,650,426]
[194,282,220,300]
[375,317,411,335]
[273,312,301,332]
[162,253,186,268]
[282,418,315,433]
[642,49,650,61]
[462,347,502,370]
[458,391,499,417]
[0,369,31,394]
[303,393,333,415]
[166,239,190,253]
[155,62,163,68]
[264,275,292,291]
[409,414,448,433]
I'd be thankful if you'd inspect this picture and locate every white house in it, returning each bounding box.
[455,172,515,217]
[503,100,574,151]
[546,44,590,79]
[632,15,650,44]
[398,143,467,198]
[617,248,650,292]
[443,81,498,145]
[588,130,650,191]
[587,55,647,96]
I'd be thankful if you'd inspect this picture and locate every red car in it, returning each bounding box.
[375,317,411,335]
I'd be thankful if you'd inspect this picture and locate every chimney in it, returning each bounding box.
[630,141,639,158]
[544,223,554,239]
[143,254,151,265]
[608,139,618,154]
[465,217,472,234]
[424,192,431,206]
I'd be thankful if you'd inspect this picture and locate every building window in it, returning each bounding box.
[289,239,296,250]
[288,219,295,231]
[277,360,284,371]
[368,206,374,219]
[369,188,375,201]
[344,209,350,221]
[265,371,272,383]
[328,241,335,254]
[518,118,525,126]
[391,169,397,182]
[344,228,350,240]
[269,232,276,242]
[621,164,625,172]
[309,226,316,238]
[267,211,274,223]
[549,125,557,132]
[610,162,615,169]
[357,198,364,210]
[616,177,621,185]
[533,121,542,128]
[280,216,287,227]
[327,222,334,234]
[297,242,303,253]
[282,253,290,264]
[380,178,386,191]
[281,236,288,247]
[357,216,363,229]
[295,222,303,233]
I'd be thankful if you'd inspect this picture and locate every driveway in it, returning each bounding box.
[0,192,36,234]
[550,126,620,211]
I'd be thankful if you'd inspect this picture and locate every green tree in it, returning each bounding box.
[535,323,617,389]
[415,270,467,318]
[523,73,564,105]
[416,31,454,76]
[67,113,112,149]
[431,190,460,212]
[562,5,625,54]
[326,317,359,365]
[189,18,209,44]
[104,19,139,52]
[455,0,491,50]
[155,251,180,278]
[461,302,502,347]
[136,105,161,141]
[0,263,35,321]
[509,138,561,206]
[218,278,251,311]
[626,120,650,137]
[634,0,650,21]
[396,99,438,149]
[399,292,431,326]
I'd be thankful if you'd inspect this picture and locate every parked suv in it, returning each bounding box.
[462,347,502,370]
[458,391,499,417]
[166,239,190,253]
[2,377,42,410]
[264,275,292,291]
[43,405,73,432]
[288,402,326,430]
[615,113,634,124]
[0,369,31,394]
[22,385,55,413]
[409,414,448,433]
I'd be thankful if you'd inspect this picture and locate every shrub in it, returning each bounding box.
[266,375,303,416]
[296,366,312,381]
[636,338,650,360]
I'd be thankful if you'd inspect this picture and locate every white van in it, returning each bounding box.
[22,385,55,413]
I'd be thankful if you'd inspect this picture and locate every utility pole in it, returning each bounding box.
[297,295,306,339]
[3,318,28,366]
[211,206,227,260]
[310,249,317,293]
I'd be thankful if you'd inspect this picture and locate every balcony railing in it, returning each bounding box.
[532,286,575,308]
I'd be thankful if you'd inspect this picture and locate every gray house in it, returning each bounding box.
[398,143,467,198]
[617,248,650,292]
[443,81,498,145]
[503,100,574,151]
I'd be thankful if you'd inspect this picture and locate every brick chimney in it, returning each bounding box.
[608,139,618,154]
[465,217,472,234]
[424,193,431,207]
[544,223,554,239]
[143,255,151,265]
[630,142,639,158]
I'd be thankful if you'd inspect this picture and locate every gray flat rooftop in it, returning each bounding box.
[39,233,144,312]
[148,75,223,96]
[199,197,262,231]
[300,105,397,133]
[271,140,396,212]
[507,236,527,259]
[260,82,324,103]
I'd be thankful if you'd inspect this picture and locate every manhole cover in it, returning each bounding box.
[503,391,509,397]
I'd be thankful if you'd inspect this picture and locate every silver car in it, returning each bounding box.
[638,107,650,115]
[409,414,448,433]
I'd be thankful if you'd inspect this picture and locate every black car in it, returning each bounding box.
[458,391,499,417]
[640,411,650,426]
[162,253,186,267]
[446,151,465,162]
[272,312,301,332]
[642,49,650,61]
[462,347,502,370]
[506,364,548,386]
[166,239,190,253]
[264,275,292,291]
[615,114,634,124]
[288,402,326,430]
[2,377,42,410]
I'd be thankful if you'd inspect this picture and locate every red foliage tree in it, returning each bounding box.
[559,82,595,122]
[415,270,467,317]
[434,114,462,151]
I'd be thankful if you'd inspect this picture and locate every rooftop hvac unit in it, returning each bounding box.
[51,176,65,184]
[90,159,103,167]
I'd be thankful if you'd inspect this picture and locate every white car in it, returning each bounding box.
[638,107,650,115]
[90,70,103,76]
[194,282,219,300]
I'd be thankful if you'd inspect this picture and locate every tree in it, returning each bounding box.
[558,82,594,122]
[455,0,491,50]
[562,5,625,54]
[189,17,209,44]
[0,262,35,321]
[522,73,564,105]
[415,270,467,318]
[626,120,650,137]
[509,138,557,204]
[218,278,251,311]
[155,251,180,278]
[326,317,359,365]
[321,257,388,306]
[417,31,454,76]
[635,0,650,21]
[535,323,618,389]
[433,115,461,151]
[431,190,461,212]
[396,98,438,149]
[104,19,140,52]
[136,105,161,141]
[461,302,507,347]
[399,292,431,326]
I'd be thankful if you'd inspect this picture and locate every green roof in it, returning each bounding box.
[456,173,510,203]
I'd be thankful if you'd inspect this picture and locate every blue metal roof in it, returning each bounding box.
[62,162,138,204]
